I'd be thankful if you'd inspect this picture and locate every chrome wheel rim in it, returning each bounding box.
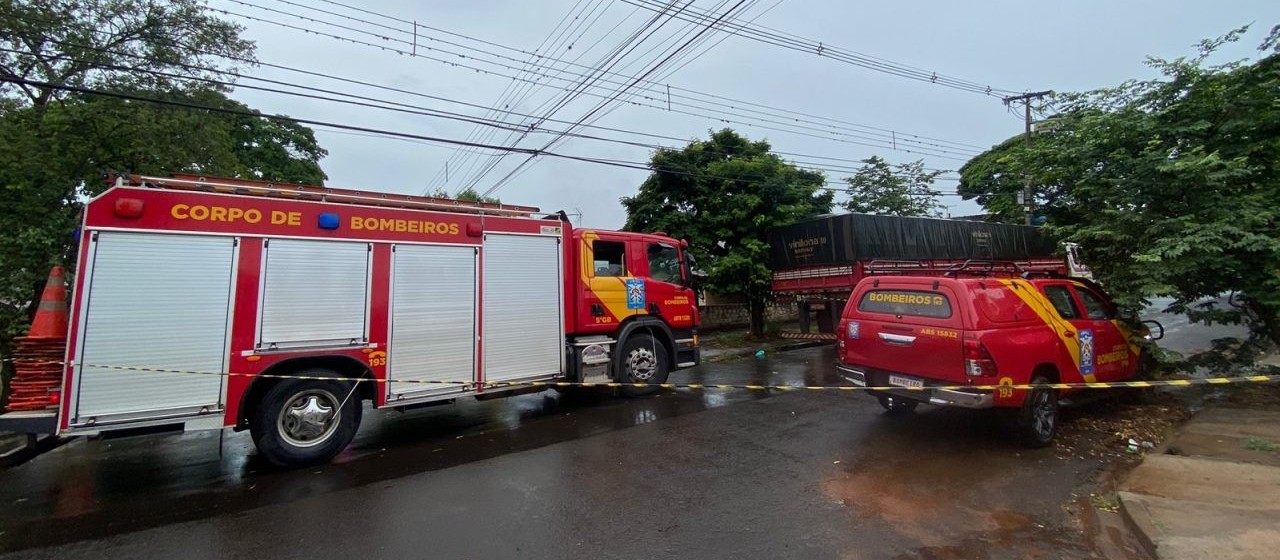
[277,389,340,448]
[627,347,657,381]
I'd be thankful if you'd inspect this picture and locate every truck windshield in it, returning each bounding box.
[648,243,680,284]
[858,289,953,319]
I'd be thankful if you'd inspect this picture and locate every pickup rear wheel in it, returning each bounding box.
[1016,375,1058,448]
[617,333,669,397]
[876,394,919,413]
[250,373,362,467]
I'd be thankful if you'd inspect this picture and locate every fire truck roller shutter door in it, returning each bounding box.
[259,239,370,348]
[388,244,477,400]
[73,232,234,425]
[483,234,565,382]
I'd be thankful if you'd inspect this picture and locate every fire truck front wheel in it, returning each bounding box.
[250,374,363,467]
[618,333,669,397]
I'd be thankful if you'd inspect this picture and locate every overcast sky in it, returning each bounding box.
[209,0,1279,228]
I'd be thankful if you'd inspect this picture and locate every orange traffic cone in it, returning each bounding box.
[27,266,68,339]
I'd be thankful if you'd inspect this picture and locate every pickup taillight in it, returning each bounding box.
[963,338,997,377]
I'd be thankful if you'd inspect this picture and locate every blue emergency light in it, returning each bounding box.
[318,212,340,230]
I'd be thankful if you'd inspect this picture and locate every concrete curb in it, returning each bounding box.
[1109,404,1206,559]
[1116,491,1161,560]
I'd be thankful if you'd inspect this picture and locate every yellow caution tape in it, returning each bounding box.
[13,360,1280,392]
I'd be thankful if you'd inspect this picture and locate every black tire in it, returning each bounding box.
[617,333,669,397]
[1015,374,1059,448]
[876,394,919,413]
[250,373,362,467]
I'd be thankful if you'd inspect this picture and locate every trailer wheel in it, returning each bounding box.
[618,333,669,397]
[250,373,362,467]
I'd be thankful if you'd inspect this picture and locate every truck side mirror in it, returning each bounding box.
[1141,320,1165,341]
[680,251,706,288]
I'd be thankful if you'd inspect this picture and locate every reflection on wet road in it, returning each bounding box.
[1,347,1105,558]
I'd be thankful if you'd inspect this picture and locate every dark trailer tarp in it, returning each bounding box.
[767,213,1059,269]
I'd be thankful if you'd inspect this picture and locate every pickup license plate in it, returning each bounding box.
[888,374,924,389]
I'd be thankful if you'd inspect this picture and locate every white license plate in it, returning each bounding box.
[888,374,924,389]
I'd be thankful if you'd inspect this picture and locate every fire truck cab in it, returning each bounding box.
[1,174,700,467]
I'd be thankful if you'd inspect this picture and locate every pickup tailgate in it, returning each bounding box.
[840,283,967,384]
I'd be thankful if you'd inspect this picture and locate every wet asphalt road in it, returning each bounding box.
[0,345,1116,560]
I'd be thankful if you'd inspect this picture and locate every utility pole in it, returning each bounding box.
[1003,90,1052,225]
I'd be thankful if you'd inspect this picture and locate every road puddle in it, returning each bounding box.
[822,434,1086,557]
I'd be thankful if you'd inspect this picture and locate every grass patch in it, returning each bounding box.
[1244,437,1280,453]
[1089,492,1121,512]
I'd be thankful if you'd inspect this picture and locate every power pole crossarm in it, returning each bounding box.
[1003,91,1053,225]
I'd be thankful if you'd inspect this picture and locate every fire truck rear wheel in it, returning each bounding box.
[251,374,362,467]
[618,333,669,397]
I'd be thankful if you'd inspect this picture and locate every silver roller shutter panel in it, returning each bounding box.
[75,232,234,423]
[483,234,564,381]
[259,239,370,348]
[388,244,477,399]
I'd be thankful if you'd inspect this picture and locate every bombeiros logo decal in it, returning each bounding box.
[1078,329,1096,374]
[625,279,646,310]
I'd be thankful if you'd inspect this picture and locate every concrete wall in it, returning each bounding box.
[699,303,795,331]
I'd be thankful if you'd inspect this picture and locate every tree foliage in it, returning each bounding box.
[0,1,329,399]
[959,25,1280,345]
[0,0,254,112]
[843,156,945,217]
[621,129,834,336]
[425,187,501,204]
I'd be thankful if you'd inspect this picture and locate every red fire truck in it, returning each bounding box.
[0,174,701,466]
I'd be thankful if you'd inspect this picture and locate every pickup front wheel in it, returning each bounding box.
[1015,375,1058,448]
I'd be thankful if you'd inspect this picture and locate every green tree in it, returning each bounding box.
[622,129,834,337]
[960,25,1280,345]
[958,129,1091,226]
[843,156,945,217]
[425,187,501,204]
[454,187,501,204]
[0,0,254,114]
[0,1,328,404]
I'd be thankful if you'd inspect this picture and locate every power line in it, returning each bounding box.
[454,0,781,195]
[622,0,1019,97]
[216,1,985,158]
[435,0,621,195]
[427,0,616,193]
[22,37,968,182]
[479,0,757,197]
[451,0,705,194]
[0,75,984,199]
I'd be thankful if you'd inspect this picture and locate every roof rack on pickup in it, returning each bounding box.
[864,259,1064,279]
[119,173,540,217]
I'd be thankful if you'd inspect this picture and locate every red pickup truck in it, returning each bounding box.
[835,262,1158,447]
